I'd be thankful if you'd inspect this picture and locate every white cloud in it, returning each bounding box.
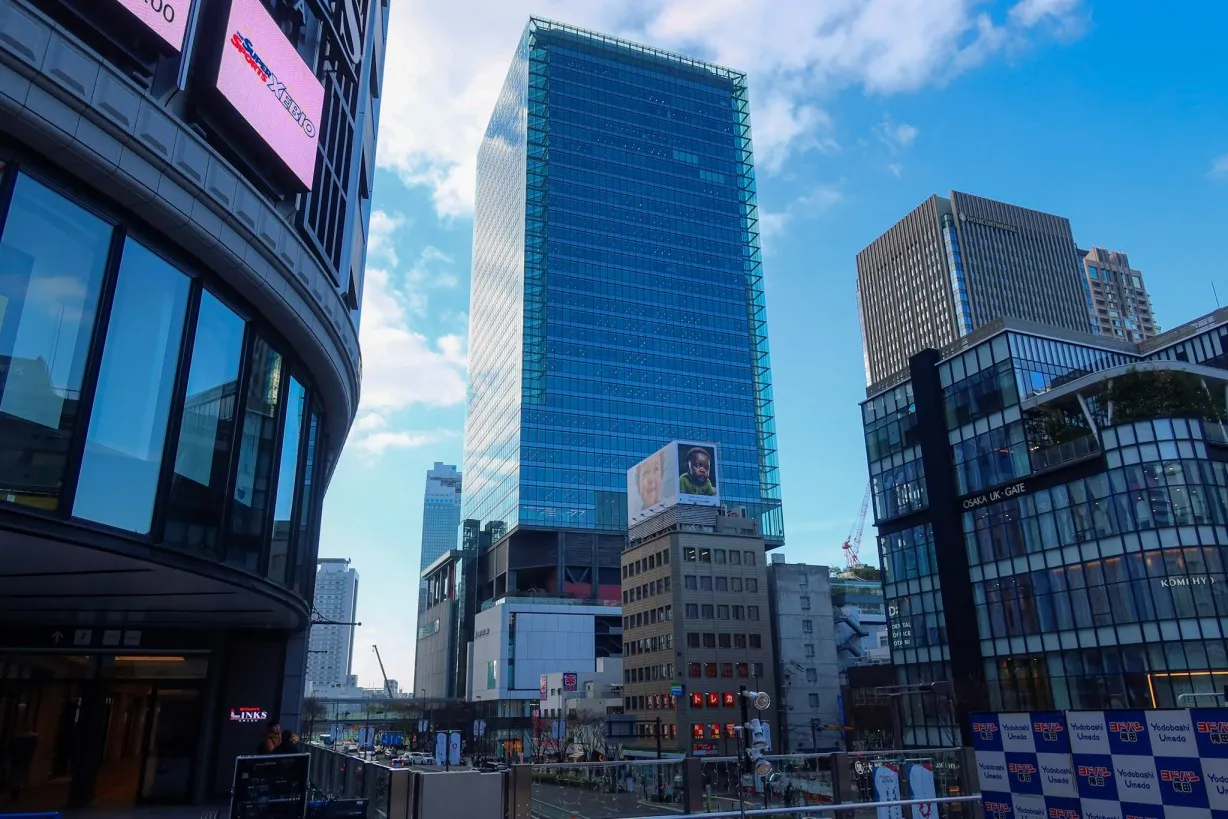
[1208,155,1228,180]
[353,214,468,456]
[358,263,467,410]
[760,211,791,240]
[1009,0,1081,28]
[377,0,1087,216]
[875,117,920,151]
[351,428,458,457]
[887,163,903,178]
[367,210,407,266]
[797,184,845,214]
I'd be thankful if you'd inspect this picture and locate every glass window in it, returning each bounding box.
[748,634,761,649]
[729,551,741,565]
[73,241,189,533]
[266,376,306,581]
[748,605,759,620]
[730,577,743,592]
[713,549,726,564]
[227,336,283,571]
[684,575,697,590]
[687,633,699,648]
[746,578,758,593]
[701,604,714,619]
[703,633,716,648]
[715,577,728,591]
[162,290,245,558]
[718,634,731,648]
[699,548,711,563]
[734,634,747,649]
[717,605,729,620]
[688,663,700,678]
[685,604,698,618]
[0,175,112,510]
[700,576,712,591]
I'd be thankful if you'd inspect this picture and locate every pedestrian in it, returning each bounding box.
[256,720,282,754]
[280,729,301,754]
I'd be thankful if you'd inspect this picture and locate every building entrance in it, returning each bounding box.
[0,653,208,811]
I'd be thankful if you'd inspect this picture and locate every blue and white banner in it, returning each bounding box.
[972,709,1228,819]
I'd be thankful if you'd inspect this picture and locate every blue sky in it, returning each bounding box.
[322,0,1228,688]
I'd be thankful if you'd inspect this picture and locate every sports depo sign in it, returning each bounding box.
[216,0,324,189]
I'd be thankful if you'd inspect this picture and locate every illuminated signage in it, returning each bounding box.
[216,0,324,189]
[562,673,578,692]
[113,0,193,51]
[230,706,268,722]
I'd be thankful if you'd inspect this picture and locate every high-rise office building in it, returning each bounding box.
[0,0,385,809]
[1079,247,1159,341]
[857,192,1094,386]
[419,462,463,575]
[307,558,361,690]
[463,17,783,609]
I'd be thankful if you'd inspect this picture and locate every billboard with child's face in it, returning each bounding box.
[627,440,720,524]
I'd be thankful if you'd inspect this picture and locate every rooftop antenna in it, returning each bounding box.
[1215,282,1221,308]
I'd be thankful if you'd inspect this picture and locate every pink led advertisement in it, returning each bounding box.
[113,0,192,52]
[216,0,324,190]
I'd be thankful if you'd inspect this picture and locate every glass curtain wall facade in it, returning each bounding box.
[862,311,1228,745]
[464,17,783,543]
[0,167,326,596]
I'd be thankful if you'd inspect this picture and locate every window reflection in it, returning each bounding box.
[292,410,319,596]
[74,241,189,533]
[228,336,282,572]
[163,291,245,558]
[0,176,111,510]
[267,378,305,584]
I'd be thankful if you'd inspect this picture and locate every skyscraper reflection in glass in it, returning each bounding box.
[464,18,783,544]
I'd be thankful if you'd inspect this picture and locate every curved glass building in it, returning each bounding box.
[864,309,1228,746]
[0,0,385,808]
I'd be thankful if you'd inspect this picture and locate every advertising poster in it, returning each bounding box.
[448,731,462,766]
[627,440,721,524]
[434,732,446,767]
[563,672,578,692]
[872,762,903,819]
[216,0,325,189]
[906,762,938,819]
[974,710,1227,819]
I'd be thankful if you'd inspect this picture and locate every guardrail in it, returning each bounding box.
[617,794,984,819]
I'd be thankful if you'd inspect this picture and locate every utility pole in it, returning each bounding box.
[655,717,664,803]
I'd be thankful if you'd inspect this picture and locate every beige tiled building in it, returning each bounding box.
[620,509,777,755]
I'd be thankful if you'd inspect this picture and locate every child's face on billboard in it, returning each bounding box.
[689,452,711,482]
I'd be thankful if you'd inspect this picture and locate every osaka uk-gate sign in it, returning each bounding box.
[971,709,1228,819]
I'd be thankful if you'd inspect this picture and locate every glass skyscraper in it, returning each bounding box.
[464,18,783,564]
[419,462,463,574]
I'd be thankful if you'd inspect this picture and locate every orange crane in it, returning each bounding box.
[842,483,871,569]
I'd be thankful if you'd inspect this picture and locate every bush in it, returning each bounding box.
[1105,369,1225,424]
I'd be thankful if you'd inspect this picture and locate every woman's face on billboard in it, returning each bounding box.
[638,455,662,506]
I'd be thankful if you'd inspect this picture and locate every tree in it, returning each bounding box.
[301,697,326,740]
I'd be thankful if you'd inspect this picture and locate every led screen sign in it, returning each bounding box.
[113,0,193,52]
[216,0,324,189]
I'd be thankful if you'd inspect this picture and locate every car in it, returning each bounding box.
[408,752,434,765]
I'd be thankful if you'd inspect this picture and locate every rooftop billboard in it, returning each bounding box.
[114,0,193,51]
[216,0,324,190]
[627,441,720,525]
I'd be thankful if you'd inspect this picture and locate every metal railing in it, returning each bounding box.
[524,748,977,819]
[1030,433,1099,472]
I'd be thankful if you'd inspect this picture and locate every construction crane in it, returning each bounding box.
[842,483,871,569]
[372,644,394,697]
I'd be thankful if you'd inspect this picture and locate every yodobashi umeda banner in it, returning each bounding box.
[216,0,325,189]
[114,0,193,52]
